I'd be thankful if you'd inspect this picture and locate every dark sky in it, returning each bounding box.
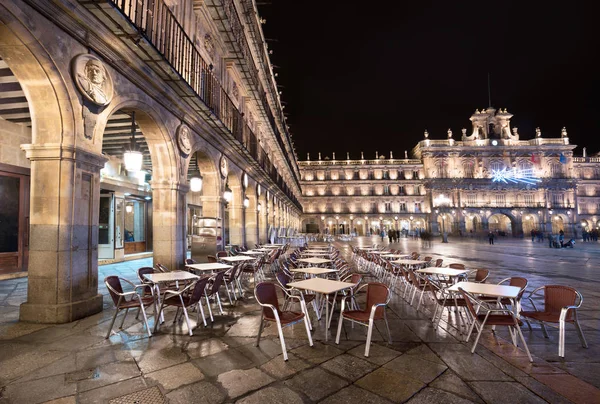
[258,1,598,160]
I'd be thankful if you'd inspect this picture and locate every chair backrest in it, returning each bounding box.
[509,277,528,299]
[544,285,578,320]
[207,255,218,263]
[449,263,465,270]
[155,263,169,272]
[216,251,228,258]
[137,267,155,283]
[435,259,444,267]
[410,252,420,260]
[188,277,210,305]
[185,258,197,265]
[105,276,124,306]
[459,288,479,319]
[473,268,489,283]
[365,283,390,320]
[255,282,281,319]
[209,270,226,294]
[276,271,291,289]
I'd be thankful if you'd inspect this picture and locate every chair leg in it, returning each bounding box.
[365,318,374,357]
[335,315,344,344]
[275,321,289,361]
[154,302,165,334]
[205,296,214,322]
[384,310,392,344]
[139,304,152,338]
[515,324,533,362]
[119,308,129,329]
[106,307,120,339]
[197,302,207,327]
[256,316,264,347]
[225,283,233,305]
[540,322,550,338]
[303,316,314,346]
[216,294,225,315]
[471,321,486,353]
[559,319,565,357]
[573,311,589,348]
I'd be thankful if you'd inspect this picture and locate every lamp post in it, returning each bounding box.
[434,193,452,243]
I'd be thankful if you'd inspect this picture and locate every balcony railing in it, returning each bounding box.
[105,0,300,208]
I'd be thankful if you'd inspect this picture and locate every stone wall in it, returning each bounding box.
[0,119,30,168]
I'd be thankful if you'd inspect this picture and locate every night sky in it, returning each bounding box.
[258,1,598,160]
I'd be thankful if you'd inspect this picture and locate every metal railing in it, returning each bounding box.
[107,0,300,208]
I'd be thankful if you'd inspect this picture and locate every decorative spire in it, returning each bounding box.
[332,152,336,160]
[404,150,408,159]
[536,127,541,137]
[307,152,310,161]
[347,152,350,160]
[424,130,429,138]
[561,127,568,138]
[318,152,321,160]
[447,128,453,138]
[390,151,393,159]
[361,151,364,159]
[375,151,379,159]
[583,147,587,157]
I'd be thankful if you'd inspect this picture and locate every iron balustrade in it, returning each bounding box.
[107,0,300,207]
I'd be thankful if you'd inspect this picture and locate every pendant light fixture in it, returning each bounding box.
[123,112,143,172]
[223,182,233,203]
[189,154,203,192]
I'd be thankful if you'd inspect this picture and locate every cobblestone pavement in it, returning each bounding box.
[0,237,599,403]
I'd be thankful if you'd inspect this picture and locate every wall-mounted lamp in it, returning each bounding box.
[243,195,250,208]
[190,172,203,193]
[223,182,233,203]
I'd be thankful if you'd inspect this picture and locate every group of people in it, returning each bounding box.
[530,229,546,242]
[582,228,599,242]
[381,228,402,243]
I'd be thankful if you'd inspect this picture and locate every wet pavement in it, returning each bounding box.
[1,236,599,403]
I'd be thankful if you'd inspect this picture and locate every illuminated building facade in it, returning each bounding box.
[300,107,593,238]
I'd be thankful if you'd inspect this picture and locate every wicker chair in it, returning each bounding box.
[520,285,588,357]
[105,276,155,339]
[154,277,210,335]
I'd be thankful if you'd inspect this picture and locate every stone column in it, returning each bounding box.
[259,203,267,244]
[151,180,187,271]
[20,144,106,323]
[228,202,244,247]
[245,204,258,249]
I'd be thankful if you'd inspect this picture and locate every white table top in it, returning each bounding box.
[220,256,257,262]
[416,267,469,277]
[254,248,274,252]
[290,267,338,275]
[297,257,332,264]
[186,263,232,272]
[447,281,521,298]
[391,259,428,266]
[144,271,199,283]
[288,278,355,294]
[358,247,378,251]
[381,254,411,259]
[303,249,331,253]
[260,245,283,248]
[301,252,330,256]
[368,251,389,255]
[240,251,265,255]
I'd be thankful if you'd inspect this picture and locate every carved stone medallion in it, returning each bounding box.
[220,155,229,178]
[177,124,192,156]
[72,54,114,107]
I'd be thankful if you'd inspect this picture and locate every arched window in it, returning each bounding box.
[490,160,504,172]
[463,162,474,178]
[550,162,563,178]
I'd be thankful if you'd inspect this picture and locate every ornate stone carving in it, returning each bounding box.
[72,54,114,107]
[220,154,229,178]
[176,123,192,156]
[204,33,215,58]
[232,81,239,99]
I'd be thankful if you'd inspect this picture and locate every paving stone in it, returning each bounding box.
[284,367,349,401]
[320,385,392,404]
[76,376,147,404]
[1,374,76,404]
[15,354,77,383]
[384,354,448,384]
[514,376,575,404]
[469,381,548,404]
[0,346,69,385]
[184,338,229,359]
[145,362,204,391]
[347,342,401,365]
[235,385,304,404]
[76,360,141,392]
[235,338,285,366]
[165,381,226,404]
[321,353,378,381]
[259,352,311,380]
[533,374,600,404]
[356,367,425,402]
[291,341,344,364]
[217,368,274,399]
[430,370,484,403]
[556,362,600,389]
[404,344,446,365]
[193,349,255,377]
[41,397,76,404]
[436,350,513,381]
[406,387,477,404]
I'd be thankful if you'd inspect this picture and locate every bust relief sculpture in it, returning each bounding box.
[72,54,114,106]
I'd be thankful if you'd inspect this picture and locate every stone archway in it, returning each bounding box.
[522,213,540,236]
[1,7,105,323]
[488,213,514,236]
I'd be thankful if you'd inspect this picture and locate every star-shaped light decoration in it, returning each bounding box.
[491,168,541,185]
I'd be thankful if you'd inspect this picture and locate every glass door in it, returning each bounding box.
[0,171,29,275]
[98,192,115,259]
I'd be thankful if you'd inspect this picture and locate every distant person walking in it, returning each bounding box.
[488,230,494,245]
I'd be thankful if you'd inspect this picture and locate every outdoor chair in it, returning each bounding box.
[216,251,228,258]
[468,268,490,283]
[202,270,227,322]
[434,258,444,267]
[185,258,197,265]
[335,282,391,357]
[154,276,210,335]
[105,276,155,339]
[207,255,218,263]
[223,263,241,302]
[481,277,528,310]
[520,285,588,357]
[460,287,533,362]
[255,282,313,361]
[276,271,318,329]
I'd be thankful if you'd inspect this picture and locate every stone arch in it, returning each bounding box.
[465,213,483,234]
[551,213,569,234]
[488,212,515,236]
[522,212,541,236]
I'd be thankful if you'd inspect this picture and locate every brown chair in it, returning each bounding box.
[460,287,532,362]
[223,263,241,302]
[434,259,444,267]
[155,263,170,272]
[468,268,490,283]
[520,285,588,357]
[202,271,227,322]
[207,255,218,263]
[216,251,228,258]
[255,282,313,361]
[448,263,465,270]
[105,276,155,339]
[185,258,197,265]
[481,277,528,308]
[335,282,391,357]
[154,277,210,335]
[427,276,468,329]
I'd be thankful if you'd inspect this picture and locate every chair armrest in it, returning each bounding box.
[369,302,387,320]
[162,281,197,298]
[560,305,580,321]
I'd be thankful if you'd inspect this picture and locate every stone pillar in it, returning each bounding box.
[259,203,268,244]
[20,144,106,324]
[228,202,244,247]
[245,204,258,249]
[151,180,187,271]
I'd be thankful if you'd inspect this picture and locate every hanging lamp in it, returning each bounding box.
[123,112,143,172]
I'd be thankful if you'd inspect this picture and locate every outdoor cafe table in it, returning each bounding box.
[368,251,389,255]
[239,250,265,256]
[381,253,411,259]
[287,278,355,341]
[185,262,232,273]
[301,251,330,257]
[220,256,257,263]
[391,259,428,267]
[447,281,521,316]
[416,267,469,284]
[290,267,338,277]
[297,257,332,267]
